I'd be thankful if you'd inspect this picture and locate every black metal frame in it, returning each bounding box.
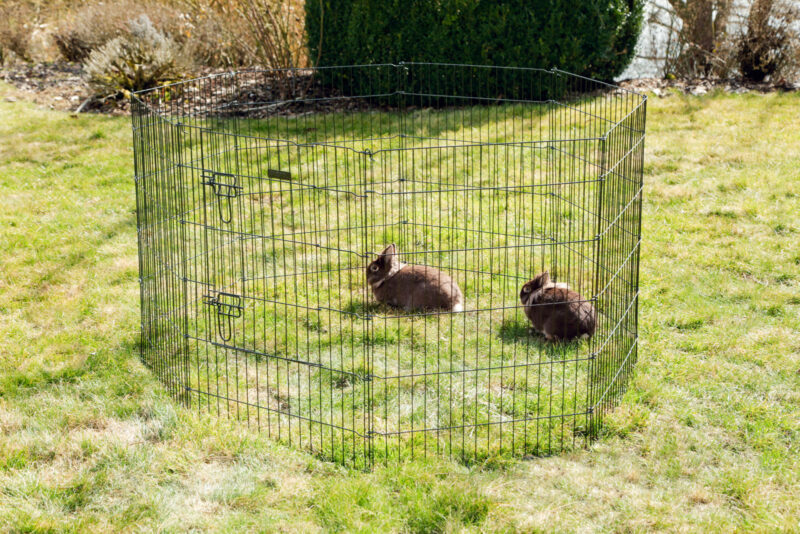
[131,63,646,468]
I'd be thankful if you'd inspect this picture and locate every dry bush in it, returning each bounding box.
[0,2,36,63]
[644,0,737,78]
[13,0,307,71]
[84,14,190,96]
[234,0,307,69]
[737,0,800,82]
[53,3,123,62]
[671,0,736,77]
[53,0,190,63]
[643,0,800,82]
[179,0,307,69]
[177,3,252,67]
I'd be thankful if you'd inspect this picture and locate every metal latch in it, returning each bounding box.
[202,170,243,223]
[203,292,243,342]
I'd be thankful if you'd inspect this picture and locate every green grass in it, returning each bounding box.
[1,84,799,532]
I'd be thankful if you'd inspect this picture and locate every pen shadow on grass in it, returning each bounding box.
[498,319,589,359]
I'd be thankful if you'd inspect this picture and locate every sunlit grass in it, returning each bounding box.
[1,83,799,532]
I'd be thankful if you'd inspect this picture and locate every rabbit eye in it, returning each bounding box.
[522,286,531,293]
[370,264,380,272]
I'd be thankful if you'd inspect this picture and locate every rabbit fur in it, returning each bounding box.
[366,244,464,312]
[519,271,596,341]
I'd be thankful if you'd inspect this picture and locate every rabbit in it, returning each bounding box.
[366,244,464,312]
[519,271,596,341]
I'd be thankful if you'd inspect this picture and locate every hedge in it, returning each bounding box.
[305,0,645,95]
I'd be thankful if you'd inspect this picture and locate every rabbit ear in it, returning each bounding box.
[530,271,550,290]
[380,243,397,256]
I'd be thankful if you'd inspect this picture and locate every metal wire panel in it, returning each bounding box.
[131,64,646,468]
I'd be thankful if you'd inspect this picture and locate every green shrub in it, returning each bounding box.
[306,0,644,85]
[84,15,189,97]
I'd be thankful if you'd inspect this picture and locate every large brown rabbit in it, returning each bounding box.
[519,271,596,341]
[366,244,464,312]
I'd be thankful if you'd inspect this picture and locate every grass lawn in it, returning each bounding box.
[1,81,798,532]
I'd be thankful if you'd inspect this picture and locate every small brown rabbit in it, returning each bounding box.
[366,244,464,312]
[519,271,596,341]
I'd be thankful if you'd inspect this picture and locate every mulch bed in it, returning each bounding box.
[0,61,98,113]
[2,61,798,116]
[618,76,800,96]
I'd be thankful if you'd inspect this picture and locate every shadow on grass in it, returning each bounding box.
[497,319,590,359]
[498,320,532,343]
[342,300,385,317]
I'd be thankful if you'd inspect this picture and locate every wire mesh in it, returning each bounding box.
[131,63,646,468]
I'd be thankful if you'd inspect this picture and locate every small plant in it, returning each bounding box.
[84,15,190,97]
